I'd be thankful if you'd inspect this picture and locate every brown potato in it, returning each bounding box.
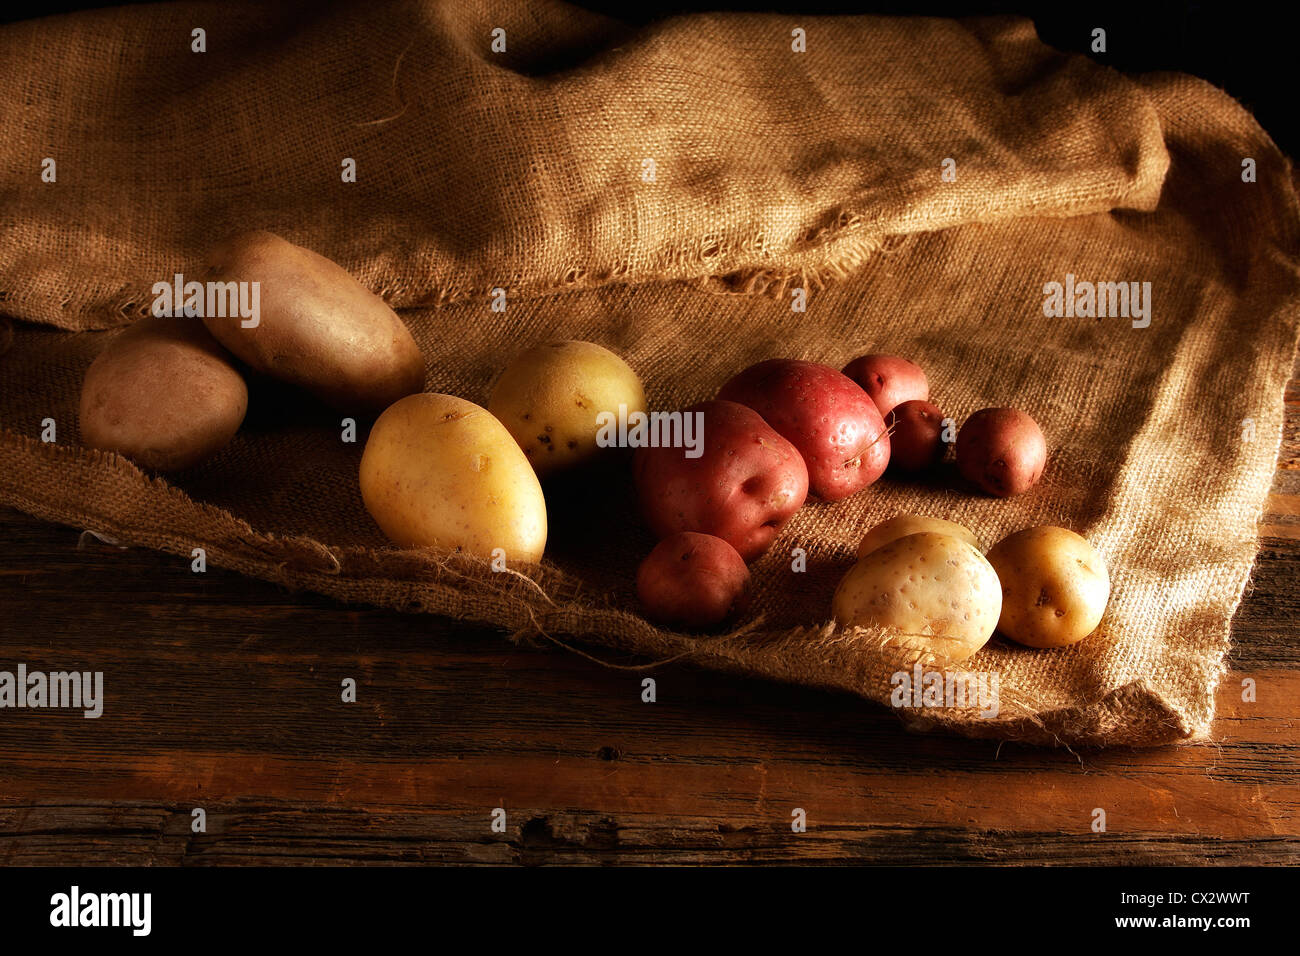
[636,532,751,630]
[887,399,946,471]
[956,407,1046,496]
[78,316,247,471]
[986,526,1109,648]
[200,230,424,412]
[841,354,929,416]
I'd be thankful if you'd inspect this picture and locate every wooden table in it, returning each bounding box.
[0,359,1296,866]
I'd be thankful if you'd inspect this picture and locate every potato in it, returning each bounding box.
[488,340,645,478]
[78,316,247,471]
[856,514,979,559]
[887,399,946,472]
[841,354,929,416]
[956,407,1046,497]
[986,526,1109,648]
[634,399,808,561]
[833,532,1002,662]
[359,393,547,562]
[201,230,425,412]
[636,532,751,630]
[717,359,889,501]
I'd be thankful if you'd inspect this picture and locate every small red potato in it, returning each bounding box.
[887,399,946,472]
[956,407,1046,497]
[717,359,888,501]
[637,532,751,630]
[634,399,808,561]
[841,354,929,416]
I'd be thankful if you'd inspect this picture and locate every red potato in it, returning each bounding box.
[716,359,888,501]
[887,399,946,472]
[636,532,752,630]
[842,354,929,416]
[634,399,808,561]
[956,407,1047,496]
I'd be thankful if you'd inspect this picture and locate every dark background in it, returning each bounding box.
[1,2,1294,156]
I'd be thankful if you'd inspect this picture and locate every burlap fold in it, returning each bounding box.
[1,0,1297,745]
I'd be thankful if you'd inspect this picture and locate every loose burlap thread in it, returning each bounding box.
[1,0,1297,745]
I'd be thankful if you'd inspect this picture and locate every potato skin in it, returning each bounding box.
[887,399,946,472]
[78,316,247,471]
[841,354,929,416]
[359,393,547,562]
[489,340,645,478]
[956,407,1046,497]
[634,399,808,562]
[833,532,1002,663]
[201,230,424,412]
[856,514,979,559]
[986,526,1109,648]
[717,359,889,501]
[636,532,751,630]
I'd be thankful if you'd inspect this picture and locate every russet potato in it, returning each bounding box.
[78,315,247,472]
[201,230,425,412]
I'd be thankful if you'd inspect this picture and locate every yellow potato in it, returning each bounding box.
[201,230,425,412]
[833,532,1002,662]
[856,514,979,559]
[488,340,646,478]
[986,526,1109,648]
[78,316,247,472]
[359,393,547,562]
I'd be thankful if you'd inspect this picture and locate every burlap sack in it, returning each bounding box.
[1,0,1297,745]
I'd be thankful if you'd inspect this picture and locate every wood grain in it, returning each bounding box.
[0,356,1296,865]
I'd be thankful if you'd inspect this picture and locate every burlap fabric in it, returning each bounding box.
[1,1,1297,745]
